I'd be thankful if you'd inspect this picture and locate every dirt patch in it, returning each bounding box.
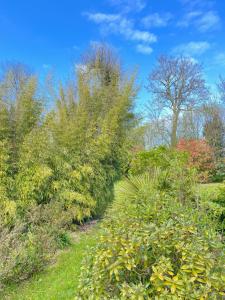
[69,219,98,243]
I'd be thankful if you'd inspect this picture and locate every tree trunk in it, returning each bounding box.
[171,111,179,148]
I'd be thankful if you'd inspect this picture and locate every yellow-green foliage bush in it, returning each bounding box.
[0,202,71,290]
[15,128,97,222]
[0,47,136,289]
[77,172,225,299]
[0,140,16,225]
[129,146,188,176]
[199,183,225,234]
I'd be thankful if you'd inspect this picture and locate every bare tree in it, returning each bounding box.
[218,76,225,103]
[203,103,225,157]
[146,55,208,147]
[178,108,204,140]
[144,118,171,148]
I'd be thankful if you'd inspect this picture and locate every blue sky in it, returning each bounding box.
[0,0,225,110]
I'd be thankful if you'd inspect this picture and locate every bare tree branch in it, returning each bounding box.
[218,76,225,103]
[146,55,209,147]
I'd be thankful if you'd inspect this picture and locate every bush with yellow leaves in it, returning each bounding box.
[77,172,225,299]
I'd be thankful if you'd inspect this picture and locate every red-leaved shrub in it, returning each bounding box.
[177,139,215,182]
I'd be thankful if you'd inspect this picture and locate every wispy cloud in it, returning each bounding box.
[214,53,225,66]
[178,10,220,32]
[42,64,51,69]
[141,13,173,28]
[136,44,153,55]
[85,12,120,23]
[197,11,220,32]
[108,0,146,13]
[173,41,211,56]
[84,12,157,45]
[177,10,202,27]
[179,0,215,10]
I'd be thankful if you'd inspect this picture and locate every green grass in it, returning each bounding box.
[1,225,100,300]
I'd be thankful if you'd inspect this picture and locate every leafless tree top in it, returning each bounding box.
[147,55,209,113]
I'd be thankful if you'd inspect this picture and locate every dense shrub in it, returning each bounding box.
[177,139,215,183]
[211,158,225,183]
[77,172,225,299]
[0,222,54,289]
[15,127,97,222]
[129,146,196,204]
[0,202,71,289]
[199,183,225,234]
[0,140,16,225]
[216,183,225,232]
[129,146,188,175]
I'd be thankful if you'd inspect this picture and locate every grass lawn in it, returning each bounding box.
[1,224,100,300]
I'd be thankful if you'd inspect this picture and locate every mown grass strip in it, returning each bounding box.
[1,224,100,300]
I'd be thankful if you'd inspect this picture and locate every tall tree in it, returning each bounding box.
[147,55,208,147]
[203,104,224,157]
[0,62,42,172]
[178,109,204,140]
[218,76,225,103]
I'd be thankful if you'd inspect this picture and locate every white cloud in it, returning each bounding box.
[75,64,88,73]
[84,12,157,44]
[123,26,157,44]
[178,10,221,32]
[142,13,172,28]
[136,44,153,55]
[177,10,202,27]
[109,0,146,13]
[173,41,211,56]
[85,12,120,23]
